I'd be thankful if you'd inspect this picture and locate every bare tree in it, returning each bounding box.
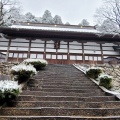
[0,0,20,26]
[95,0,120,34]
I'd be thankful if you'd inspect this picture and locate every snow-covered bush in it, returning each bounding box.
[10,64,37,83]
[86,67,102,79]
[0,80,21,105]
[98,74,112,89]
[22,59,48,71]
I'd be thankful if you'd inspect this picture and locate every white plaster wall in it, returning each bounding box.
[102,46,114,50]
[84,42,98,46]
[69,45,82,49]
[0,42,8,46]
[46,41,54,44]
[102,43,115,46]
[11,42,29,47]
[46,44,54,48]
[46,49,56,52]
[0,47,8,50]
[60,41,67,44]
[69,41,81,45]
[103,51,119,55]
[31,43,44,47]
[84,50,94,54]
[12,38,28,42]
[0,38,9,41]
[69,50,82,53]
[33,39,45,43]
[60,45,67,48]
[84,46,100,50]
[58,49,67,53]
[31,48,44,51]
[9,47,28,51]
[84,50,101,54]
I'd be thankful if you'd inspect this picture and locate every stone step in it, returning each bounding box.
[0,116,120,120]
[28,88,103,93]
[1,108,120,116]
[38,83,96,86]
[1,64,119,119]
[40,85,99,89]
[12,101,120,108]
[17,95,116,102]
[34,80,92,83]
[35,76,87,79]
[21,91,104,96]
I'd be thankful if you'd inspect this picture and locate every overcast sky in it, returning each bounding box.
[20,0,103,25]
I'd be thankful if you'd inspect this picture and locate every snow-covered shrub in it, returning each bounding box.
[10,64,37,83]
[99,74,112,89]
[0,80,21,105]
[86,67,102,79]
[22,59,48,71]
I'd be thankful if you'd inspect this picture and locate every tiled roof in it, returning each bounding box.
[10,24,100,34]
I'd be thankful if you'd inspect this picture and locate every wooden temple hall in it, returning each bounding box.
[0,22,120,64]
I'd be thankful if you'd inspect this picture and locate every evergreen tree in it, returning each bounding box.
[53,15,63,24]
[65,22,70,25]
[80,19,90,26]
[42,10,53,24]
[25,12,36,22]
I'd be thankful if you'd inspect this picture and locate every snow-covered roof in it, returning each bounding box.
[10,24,100,34]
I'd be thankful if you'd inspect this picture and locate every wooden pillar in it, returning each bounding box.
[67,42,70,64]
[27,39,32,58]
[56,41,58,64]
[17,53,19,62]
[82,42,85,63]
[44,41,46,59]
[100,43,104,63]
[56,50,58,64]
[5,39,11,62]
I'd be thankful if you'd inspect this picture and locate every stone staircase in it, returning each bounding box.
[0,64,120,119]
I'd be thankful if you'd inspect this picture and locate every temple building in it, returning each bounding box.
[0,22,120,64]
